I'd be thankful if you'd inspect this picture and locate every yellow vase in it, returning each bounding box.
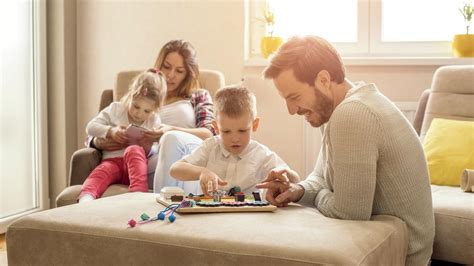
[452,34,474,57]
[261,36,284,59]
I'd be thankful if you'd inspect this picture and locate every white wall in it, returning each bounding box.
[77,0,245,147]
[74,0,442,187]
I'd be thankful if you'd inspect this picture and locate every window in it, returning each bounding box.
[247,0,470,58]
[0,0,48,232]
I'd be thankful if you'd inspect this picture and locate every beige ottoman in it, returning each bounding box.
[7,193,408,265]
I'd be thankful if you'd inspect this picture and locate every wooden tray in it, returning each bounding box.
[156,196,277,213]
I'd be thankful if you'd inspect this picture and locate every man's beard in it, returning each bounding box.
[309,87,333,127]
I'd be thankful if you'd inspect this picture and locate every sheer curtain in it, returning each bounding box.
[0,0,48,233]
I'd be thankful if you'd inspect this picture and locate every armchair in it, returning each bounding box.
[56,69,225,207]
[412,65,474,264]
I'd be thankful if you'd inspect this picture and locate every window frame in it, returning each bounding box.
[246,0,460,61]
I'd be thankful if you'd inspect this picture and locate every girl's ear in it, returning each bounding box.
[252,117,260,132]
[212,120,219,134]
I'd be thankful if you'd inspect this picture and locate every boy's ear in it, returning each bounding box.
[252,117,260,132]
[212,120,219,134]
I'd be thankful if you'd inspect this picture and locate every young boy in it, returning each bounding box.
[170,85,299,195]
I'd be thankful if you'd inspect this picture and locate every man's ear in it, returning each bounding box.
[252,117,260,132]
[314,70,331,91]
[212,120,219,134]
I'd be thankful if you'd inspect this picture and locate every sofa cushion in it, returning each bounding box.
[9,193,408,265]
[423,118,474,186]
[431,185,474,264]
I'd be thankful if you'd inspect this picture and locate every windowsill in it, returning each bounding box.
[244,57,474,67]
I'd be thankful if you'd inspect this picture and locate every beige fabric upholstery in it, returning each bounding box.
[114,69,225,101]
[414,65,474,264]
[420,65,474,141]
[412,89,431,135]
[461,169,474,192]
[55,69,225,208]
[431,185,474,263]
[8,193,408,265]
[56,184,129,207]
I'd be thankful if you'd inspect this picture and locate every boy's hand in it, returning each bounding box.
[199,169,227,196]
[109,126,128,144]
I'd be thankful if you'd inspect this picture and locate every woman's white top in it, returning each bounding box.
[158,99,196,129]
[86,102,160,159]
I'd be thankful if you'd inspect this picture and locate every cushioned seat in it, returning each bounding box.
[55,69,225,207]
[8,193,408,265]
[431,185,474,263]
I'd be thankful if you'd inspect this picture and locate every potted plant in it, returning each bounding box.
[452,3,474,57]
[260,6,284,59]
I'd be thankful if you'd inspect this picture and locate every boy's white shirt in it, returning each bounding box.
[182,135,289,194]
[86,102,161,159]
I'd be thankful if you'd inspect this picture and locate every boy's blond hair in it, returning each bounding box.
[120,69,167,110]
[214,86,257,119]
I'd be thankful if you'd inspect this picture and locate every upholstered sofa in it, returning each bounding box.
[55,69,225,207]
[412,65,474,264]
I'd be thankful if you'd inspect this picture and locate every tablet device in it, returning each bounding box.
[125,124,148,144]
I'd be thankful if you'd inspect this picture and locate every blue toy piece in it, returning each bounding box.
[168,214,176,223]
[158,211,166,220]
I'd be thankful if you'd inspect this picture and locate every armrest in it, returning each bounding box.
[68,148,102,186]
[99,89,113,111]
[412,89,431,136]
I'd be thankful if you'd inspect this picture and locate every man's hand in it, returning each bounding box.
[199,169,227,196]
[268,167,301,183]
[93,136,127,151]
[256,168,304,207]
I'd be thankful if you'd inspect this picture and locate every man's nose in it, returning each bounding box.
[286,101,297,115]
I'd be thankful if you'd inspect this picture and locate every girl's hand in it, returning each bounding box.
[141,124,174,143]
[199,169,227,196]
[108,126,128,144]
[158,124,174,134]
[141,127,163,143]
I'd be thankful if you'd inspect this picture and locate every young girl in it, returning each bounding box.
[78,69,166,203]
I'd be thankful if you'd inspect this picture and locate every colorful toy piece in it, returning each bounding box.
[128,219,137,227]
[127,200,194,227]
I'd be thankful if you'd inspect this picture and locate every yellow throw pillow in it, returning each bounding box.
[423,118,474,186]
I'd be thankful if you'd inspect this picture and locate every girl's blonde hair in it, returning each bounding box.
[153,40,200,98]
[120,69,167,110]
